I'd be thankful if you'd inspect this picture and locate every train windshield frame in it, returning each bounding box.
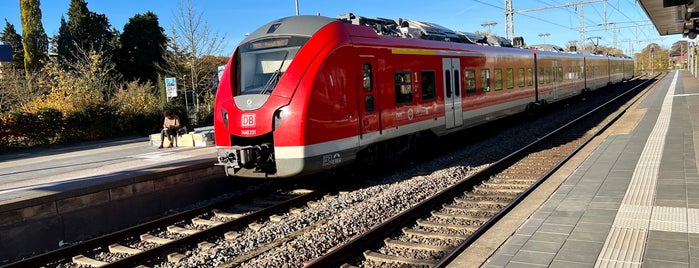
[236,36,309,95]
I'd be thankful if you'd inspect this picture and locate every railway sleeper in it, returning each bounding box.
[478,181,531,189]
[383,238,454,252]
[459,192,516,202]
[471,187,526,196]
[431,211,491,221]
[167,252,187,263]
[402,227,468,240]
[416,219,479,232]
[453,197,510,206]
[442,204,502,213]
[363,250,437,267]
[72,254,108,267]
[192,217,223,226]
[168,225,200,235]
[108,243,143,254]
[140,233,173,245]
[213,209,243,219]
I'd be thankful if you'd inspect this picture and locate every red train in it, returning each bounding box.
[213,13,634,178]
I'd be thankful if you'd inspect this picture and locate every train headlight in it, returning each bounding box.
[273,106,289,130]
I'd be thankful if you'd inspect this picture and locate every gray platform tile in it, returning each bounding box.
[656,199,689,207]
[567,229,610,242]
[646,235,690,252]
[509,250,555,266]
[506,234,532,246]
[644,248,689,264]
[587,201,622,210]
[555,240,604,264]
[495,243,526,256]
[528,231,568,244]
[548,260,596,268]
[590,195,623,204]
[572,222,612,234]
[554,200,588,212]
[485,253,514,267]
[537,223,575,235]
[578,208,618,224]
[504,262,548,268]
[648,230,690,242]
[519,240,564,254]
[688,198,699,209]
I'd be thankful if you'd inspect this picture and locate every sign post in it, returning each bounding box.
[165,77,178,100]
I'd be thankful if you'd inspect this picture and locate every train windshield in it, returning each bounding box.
[237,36,309,95]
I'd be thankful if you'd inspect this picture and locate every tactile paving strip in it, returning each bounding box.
[595,71,679,268]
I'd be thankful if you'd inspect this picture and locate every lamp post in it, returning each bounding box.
[538,33,550,43]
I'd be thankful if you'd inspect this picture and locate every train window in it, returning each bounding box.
[518,68,525,87]
[365,95,374,113]
[557,67,563,81]
[453,69,461,97]
[444,70,452,98]
[480,69,491,92]
[464,69,476,95]
[539,68,545,84]
[363,63,373,92]
[394,71,413,104]
[421,71,436,100]
[545,68,551,84]
[506,68,514,89]
[527,68,533,86]
[494,68,503,91]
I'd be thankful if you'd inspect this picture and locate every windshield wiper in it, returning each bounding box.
[260,52,289,95]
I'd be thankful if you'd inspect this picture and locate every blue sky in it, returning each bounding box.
[0,0,683,56]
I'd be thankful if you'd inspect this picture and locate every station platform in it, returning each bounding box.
[0,137,217,206]
[449,70,699,267]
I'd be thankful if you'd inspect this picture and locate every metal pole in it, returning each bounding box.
[295,0,299,15]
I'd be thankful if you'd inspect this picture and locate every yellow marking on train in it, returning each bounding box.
[391,48,436,55]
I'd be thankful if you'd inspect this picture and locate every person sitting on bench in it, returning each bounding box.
[159,110,180,148]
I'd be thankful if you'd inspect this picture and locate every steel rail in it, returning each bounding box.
[304,72,662,267]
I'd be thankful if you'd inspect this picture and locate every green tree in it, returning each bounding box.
[19,0,48,78]
[56,0,116,67]
[1,19,25,70]
[117,11,166,84]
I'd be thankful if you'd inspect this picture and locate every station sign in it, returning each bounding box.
[165,77,178,98]
[0,45,12,62]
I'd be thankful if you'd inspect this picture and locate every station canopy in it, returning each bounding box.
[638,0,699,39]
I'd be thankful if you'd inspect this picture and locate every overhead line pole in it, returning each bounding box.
[504,0,606,47]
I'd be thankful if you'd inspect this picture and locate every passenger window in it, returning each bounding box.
[494,68,503,91]
[539,67,545,84]
[480,69,490,92]
[464,69,476,95]
[558,67,563,81]
[421,71,436,101]
[506,68,514,89]
[453,69,461,97]
[518,68,525,87]
[545,68,551,84]
[394,71,413,104]
[527,68,533,86]
[445,70,452,98]
[363,63,372,92]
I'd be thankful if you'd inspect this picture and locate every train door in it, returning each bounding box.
[442,58,463,129]
[359,59,381,144]
[552,60,559,100]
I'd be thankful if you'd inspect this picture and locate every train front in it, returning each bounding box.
[214,15,338,178]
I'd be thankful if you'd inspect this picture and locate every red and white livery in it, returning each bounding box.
[214,13,634,178]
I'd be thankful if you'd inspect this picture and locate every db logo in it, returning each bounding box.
[241,114,255,127]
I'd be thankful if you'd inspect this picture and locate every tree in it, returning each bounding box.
[19,0,48,78]
[165,0,227,119]
[1,19,25,70]
[56,0,116,67]
[117,11,167,84]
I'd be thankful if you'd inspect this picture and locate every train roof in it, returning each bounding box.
[241,15,336,44]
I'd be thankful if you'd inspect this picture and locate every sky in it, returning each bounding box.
[0,0,686,57]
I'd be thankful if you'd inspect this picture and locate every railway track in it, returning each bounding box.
[1,74,658,268]
[306,72,662,267]
[2,180,332,268]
